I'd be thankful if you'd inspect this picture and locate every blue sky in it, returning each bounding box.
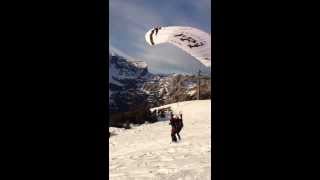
[110,0,211,75]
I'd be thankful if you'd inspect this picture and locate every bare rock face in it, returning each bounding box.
[143,73,211,106]
[109,53,152,113]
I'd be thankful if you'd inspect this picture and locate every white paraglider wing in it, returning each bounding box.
[145,26,211,67]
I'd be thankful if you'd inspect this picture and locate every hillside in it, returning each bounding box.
[109,100,211,180]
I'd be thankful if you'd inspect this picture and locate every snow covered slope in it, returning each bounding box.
[109,100,211,180]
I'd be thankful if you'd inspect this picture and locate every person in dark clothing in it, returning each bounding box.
[176,113,183,140]
[169,112,178,142]
[160,110,166,118]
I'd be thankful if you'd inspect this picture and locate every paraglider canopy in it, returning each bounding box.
[145,26,211,67]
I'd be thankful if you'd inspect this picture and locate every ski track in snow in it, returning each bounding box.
[109,100,211,180]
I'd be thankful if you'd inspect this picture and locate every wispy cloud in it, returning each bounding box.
[110,0,211,74]
[109,44,135,60]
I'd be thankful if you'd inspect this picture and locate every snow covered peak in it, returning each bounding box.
[109,50,153,112]
[109,53,150,80]
[128,60,148,69]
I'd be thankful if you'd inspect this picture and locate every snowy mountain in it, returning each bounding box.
[109,51,211,127]
[109,52,153,113]
[109,100,211,180]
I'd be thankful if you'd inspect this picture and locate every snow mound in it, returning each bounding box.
[110,100,211,180]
